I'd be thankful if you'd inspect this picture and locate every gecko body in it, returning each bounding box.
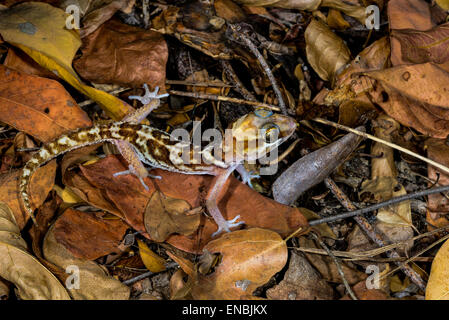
[19,87,296,236]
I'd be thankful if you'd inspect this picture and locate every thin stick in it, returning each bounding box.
[310,232,358,300]
[309,185,449,226]
[228,24,288,115]
[166,80,233,87]
[312,118,449,176]
[169,90,280,111]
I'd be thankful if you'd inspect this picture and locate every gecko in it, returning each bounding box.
[19,85,296,236]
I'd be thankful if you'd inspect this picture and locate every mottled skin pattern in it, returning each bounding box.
[19,107,296,235]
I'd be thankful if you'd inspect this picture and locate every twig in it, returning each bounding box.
[228,24,288,115]
[221,60,257,101]
[312,118,449,176]
[166,80,233,87]
[310,232,358,300]
[169,90,280,111]
[324,178,427,291]
[309,185,449,227]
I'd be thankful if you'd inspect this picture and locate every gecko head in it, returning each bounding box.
[224,109,297,162]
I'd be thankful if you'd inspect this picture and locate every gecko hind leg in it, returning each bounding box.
[113,140,161,191]
[206,165,245,237]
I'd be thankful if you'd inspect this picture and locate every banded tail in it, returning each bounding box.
[18,122,144,224]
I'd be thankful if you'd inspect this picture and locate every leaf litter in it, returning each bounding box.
[0,0,449,301]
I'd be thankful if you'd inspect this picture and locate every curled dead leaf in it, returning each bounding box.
[43,224,130,300]
[137,239,166,273]
[0,202,70,300]
[144,191,201,242]
[426,238,449,300]
[305,19,351,85]
[191,228,287,300]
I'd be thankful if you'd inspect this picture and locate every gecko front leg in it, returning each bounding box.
[206,165,245,237]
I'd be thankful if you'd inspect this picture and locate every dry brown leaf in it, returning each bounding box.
[73,18,167,90]
[305,18,351,85]
[144,191,201,243]
[169,268,193,300]
[341,281,389,300]
[0,202,71,300]
[387,0,434,67]
[3,48,59,79]
[43,224,130,300]
[191,228,287,299]
[0,65,92,142]
[53,208,129,260]
[392,22,449,68]
[426,238,449,300]
[266,251,334,300]
[365,63,449,138]
[78,0,135,38]
[425,138,449,228]
[79,155,309,253]
[0,160,56,229]
[0,2,134,120]
[300,208,337,239]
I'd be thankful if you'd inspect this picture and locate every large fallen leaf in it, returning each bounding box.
[387,0,434,66]
[43,224,130,300]
[73,18,167,90]
[365,63,449,138]
[391,22,449,67]
[305,18,351,85]
[0,65,92,142]
[0,2,133,120]
[53,208,129,260]
[144,191,201,242]
[78,155,309,253]
[191,228,287,299]
[0,202,70,300]
[0,160,56,229]
[426,238,449,300]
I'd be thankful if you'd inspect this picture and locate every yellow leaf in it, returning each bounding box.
[53,185,83,204]
[137,240,166,273]
[426,237,449,300]
[436,0,449,10]
[0,2,133,120]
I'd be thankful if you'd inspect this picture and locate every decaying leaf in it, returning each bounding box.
[0,202,70,300]
[191,228,287,299]
[53,208,129,260]
[73,18,168,90]
[426,238,449,300]
[43,224,130,300]
[360,115,412,227]
[0,160,56,228]
[78,155,308,253]
[137,239,166,273]
[0,2,133,120]
[266,251,334,300]
[305,18,351,85]
[0,65,92,142]
[365,63,449,139]
[144,191,201,243]
[425,138,449,228]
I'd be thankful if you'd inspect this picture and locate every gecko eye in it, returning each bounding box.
[261,123,280,143]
